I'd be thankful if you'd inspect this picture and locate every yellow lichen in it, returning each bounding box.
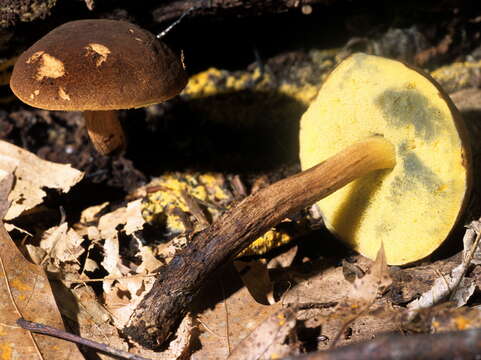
[431,60,481,93]
[454,316,471,330]
[142,172,296,256]
[183,68,225,98]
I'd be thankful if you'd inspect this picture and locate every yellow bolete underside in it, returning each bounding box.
[300,53,471,265]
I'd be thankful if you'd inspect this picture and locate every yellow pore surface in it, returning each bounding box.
[299,53,470,265]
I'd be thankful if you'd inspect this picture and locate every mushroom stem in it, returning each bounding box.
[124,136,396,349]
[84,110,125,155]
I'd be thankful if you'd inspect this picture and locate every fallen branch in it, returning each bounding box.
[124,138,394,349]
[281,328,481,360]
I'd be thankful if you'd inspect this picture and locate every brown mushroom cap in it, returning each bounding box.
[10,19,187,111]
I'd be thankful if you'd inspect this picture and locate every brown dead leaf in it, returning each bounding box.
[283,254,398,349]
[192,264,283,359]
[0,140,83,220]
[0,174,84,359]
[228,308,297,360]
[349,243,391,303]
[68,285,193,360]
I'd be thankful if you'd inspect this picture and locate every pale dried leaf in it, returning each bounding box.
[408,220,481,313]
[350,244,391,303]
[39,223,84,263]
[80,202,109,224]
[0,175,84,359]
[228,308,296,360]
[105,275,155,328]
[0,173,13,218]
[25,243,47,265]
[4,222,33,237]
[136,242,162,274]
[234,259,274,305]
[451,278,476,306]
[124,199,145,235]
[101,235,123,287]
[0,140,83,220]
[84,258,99,273]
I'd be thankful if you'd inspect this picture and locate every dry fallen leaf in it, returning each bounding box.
[0,174,84,359]
[228,308,297,360]
[282,252,398,350]
[408,220,481,316]
[0,140,83,220]
[191,264,283,359]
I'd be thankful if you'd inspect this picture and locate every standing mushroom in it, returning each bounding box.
[125,53,472,348]
[9,19,187,155]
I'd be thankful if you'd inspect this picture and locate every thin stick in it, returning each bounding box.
[17,319,152,360]
[125,137,396,349]
[157,7,196,39]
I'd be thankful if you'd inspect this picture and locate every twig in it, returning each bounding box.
[292,302,338,311]
[282,328,481,360]
[51,272,157,283]
[16,318,152,360]
[219,278,232,354]
[157,6,196,39]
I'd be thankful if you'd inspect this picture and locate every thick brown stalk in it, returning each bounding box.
[84,110,125,155]
[123,137,396,349]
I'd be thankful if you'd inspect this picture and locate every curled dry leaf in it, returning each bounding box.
[0,174,84,359]
[0,140,83,220]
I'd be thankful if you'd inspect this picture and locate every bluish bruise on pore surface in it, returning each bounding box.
[375,88,444,142]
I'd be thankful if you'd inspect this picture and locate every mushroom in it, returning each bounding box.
[300,53,471,265]
[125,53,472,348]
[9,19,187,155]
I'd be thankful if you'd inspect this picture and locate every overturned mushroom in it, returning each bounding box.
[300,53,471,265]
[10,19,187,155]
[125,53,470,348]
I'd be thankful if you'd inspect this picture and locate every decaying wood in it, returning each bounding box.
[283,328,481,360]
[124,137,396,349]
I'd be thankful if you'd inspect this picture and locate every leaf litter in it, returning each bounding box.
[3,91,481,359]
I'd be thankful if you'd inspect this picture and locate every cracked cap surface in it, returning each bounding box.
[10,19,187,111]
